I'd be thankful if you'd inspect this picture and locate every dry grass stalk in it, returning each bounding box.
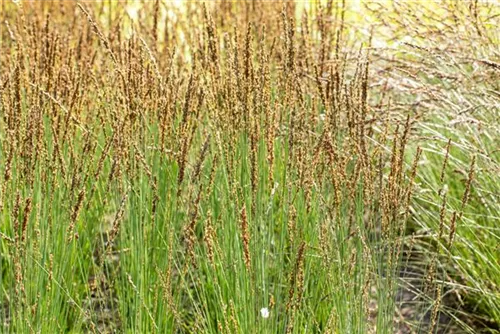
[286,241,306,334]
[240,205,251,272]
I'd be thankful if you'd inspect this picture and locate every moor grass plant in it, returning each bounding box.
[0,1,498,333]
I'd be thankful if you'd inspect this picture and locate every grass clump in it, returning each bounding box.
[0,1,498,333]
[364,1,500,329]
